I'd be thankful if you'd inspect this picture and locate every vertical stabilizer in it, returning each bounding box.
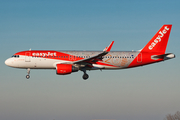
[141,25,172,53]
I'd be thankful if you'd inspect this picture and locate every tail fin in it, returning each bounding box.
[141,25,172,53]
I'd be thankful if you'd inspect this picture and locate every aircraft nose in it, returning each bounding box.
[5,59,11,66]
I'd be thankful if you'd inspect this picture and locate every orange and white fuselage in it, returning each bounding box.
[5,25,175,80]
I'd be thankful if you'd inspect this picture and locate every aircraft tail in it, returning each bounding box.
[141,25,172,53]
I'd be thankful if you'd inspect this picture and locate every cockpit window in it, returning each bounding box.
[12,55,19,58]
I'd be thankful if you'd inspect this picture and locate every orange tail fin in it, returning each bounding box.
[141,25,172,53]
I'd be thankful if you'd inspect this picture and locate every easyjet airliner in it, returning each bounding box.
[5,25,175,80]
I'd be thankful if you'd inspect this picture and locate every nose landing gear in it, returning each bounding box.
[26,68,30,79]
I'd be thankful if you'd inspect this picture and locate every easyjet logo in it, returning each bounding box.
[148,26,169,50]
[32,52,57,56]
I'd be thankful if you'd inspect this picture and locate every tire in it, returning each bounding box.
[83,74,89,80]
[26,75,30,79]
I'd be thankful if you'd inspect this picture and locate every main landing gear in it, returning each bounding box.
[83,73,89,80]
[82,69,89,80]
[26,68,30,79]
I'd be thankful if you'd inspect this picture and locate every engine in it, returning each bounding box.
[56,64,79,75]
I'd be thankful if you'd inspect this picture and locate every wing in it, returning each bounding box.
[74,41,114,65]
[62,41,114,66]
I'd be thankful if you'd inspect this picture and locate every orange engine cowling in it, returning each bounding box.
[56,64,79,75]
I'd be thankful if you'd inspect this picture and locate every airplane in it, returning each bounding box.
[5,24,175,80]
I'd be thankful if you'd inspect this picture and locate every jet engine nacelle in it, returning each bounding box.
[56,64,79,75]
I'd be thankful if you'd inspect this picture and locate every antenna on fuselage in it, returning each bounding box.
[29,48,31,51]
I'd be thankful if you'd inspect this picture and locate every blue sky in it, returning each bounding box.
[0,0,180,120]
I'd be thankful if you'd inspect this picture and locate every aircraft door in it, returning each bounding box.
[137,53,142,63]
[25,52,31,62]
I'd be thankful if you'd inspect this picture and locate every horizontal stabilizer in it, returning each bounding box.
[151,53,175,60]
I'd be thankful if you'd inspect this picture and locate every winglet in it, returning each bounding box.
[103,41,114,52]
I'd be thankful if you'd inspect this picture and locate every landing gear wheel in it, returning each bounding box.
[26,75,30,79]
[83,74,89,80]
